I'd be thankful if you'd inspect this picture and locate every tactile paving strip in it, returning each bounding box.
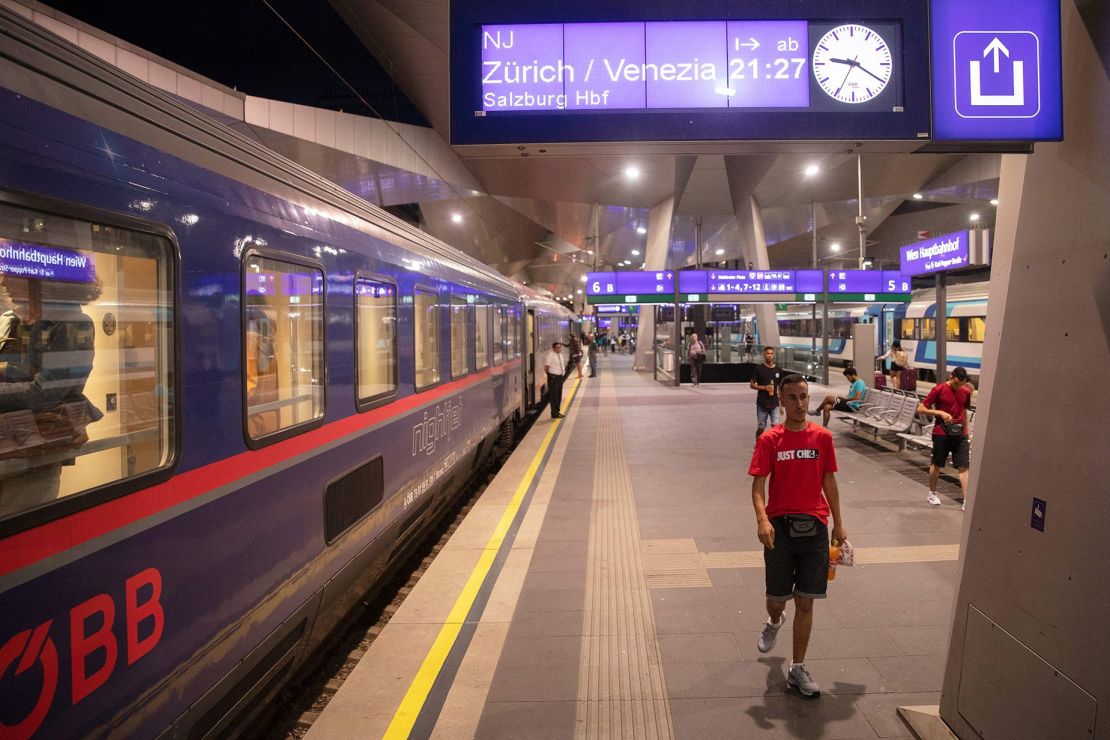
[575,376,674,740]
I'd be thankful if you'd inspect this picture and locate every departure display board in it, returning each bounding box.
[452,1,930,144]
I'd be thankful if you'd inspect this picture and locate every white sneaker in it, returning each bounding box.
[757,615,785,653]
[927,492,942,506]
[961,501,966,511]
[787,663,821,697]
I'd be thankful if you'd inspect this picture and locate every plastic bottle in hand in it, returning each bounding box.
[828,542,841,581]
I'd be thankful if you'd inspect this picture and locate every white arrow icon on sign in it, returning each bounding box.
[983,37,1009,73]
[738,37,760,50]
[970,36,1024,106]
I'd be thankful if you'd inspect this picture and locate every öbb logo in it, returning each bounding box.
[0,567,164,739]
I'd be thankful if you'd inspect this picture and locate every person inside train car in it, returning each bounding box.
[543,341,566,419]
[0,285,29,383]
[0,272,104,514]
[751,346,784,441]
[245,304,279,437]
[810,367,867,427]
[566,332,584,380]
[687,332,707,386]
[749,373,847,698]
[917,366,975,509]
[876,340,911,389]
[587,332,599,378]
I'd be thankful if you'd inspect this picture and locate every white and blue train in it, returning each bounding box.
[777,280,989,382]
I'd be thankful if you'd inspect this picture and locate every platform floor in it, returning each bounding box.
[307,356,967,739]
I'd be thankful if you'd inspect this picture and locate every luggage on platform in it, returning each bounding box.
[900,367,918,392]
[873,371,886,389]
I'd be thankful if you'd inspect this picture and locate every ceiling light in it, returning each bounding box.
[576,289,583,295]
[624,166,641,180]
[970,212,981,222]
[636,226,647,235]
[830,242,841,252]
[451,213,463,223]
[912,193,923,200]
[586,249,594,255]
[715,248,725,256]
[804,164,820,178]
[580,275,587,282]
[631,249,641,256]
[990,198,999,206]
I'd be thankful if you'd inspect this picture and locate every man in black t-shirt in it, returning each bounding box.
[750,346,784,441]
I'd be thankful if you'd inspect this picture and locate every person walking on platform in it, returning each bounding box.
[566,333,584,380]
[749,373,847,698]
[543,341,566,419]
[811,367,867,426]
[687,332,706,386]
[876,341,910,390]
[587,332,599,378]
[751,346,785,441]
[918,366,974,509]
[745,332,756,361]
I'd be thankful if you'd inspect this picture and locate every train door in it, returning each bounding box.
[882,307,896,353]
[526,309,536,406]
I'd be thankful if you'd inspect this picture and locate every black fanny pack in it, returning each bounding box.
[783,514,820,538]
[942,421,964,436]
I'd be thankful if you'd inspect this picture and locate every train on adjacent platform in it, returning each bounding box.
[777,280,988,382]
[0,10,575,738]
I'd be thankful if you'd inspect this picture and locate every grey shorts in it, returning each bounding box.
[756,405,780,430]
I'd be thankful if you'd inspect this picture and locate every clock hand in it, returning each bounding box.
[828,57,860,67]
[834,65,855,96]
[855,63,887,84]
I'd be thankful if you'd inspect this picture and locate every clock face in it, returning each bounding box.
[811,24,893,104]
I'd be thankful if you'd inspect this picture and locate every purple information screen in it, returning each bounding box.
[796,270,824,293]
[900,231,971,275]
[678,271,709,294]
[617,271,674,295]
[481,20,810,112]
[586,272,619,297]
[708,270,798,294]
[827,270,883,294]
[0,239,97,283]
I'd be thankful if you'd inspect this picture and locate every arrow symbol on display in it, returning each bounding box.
[983,37,1010,73]
[738,38,760,50]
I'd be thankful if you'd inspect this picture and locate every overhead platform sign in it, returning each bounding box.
[930,0,1062,141]
[451,0,1060,146]
[587,268,910,304]
[452,1,930,144]
[900,230,990,275]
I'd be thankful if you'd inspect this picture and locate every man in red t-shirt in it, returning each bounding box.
[748,374,847,697]
[917,366,975,509]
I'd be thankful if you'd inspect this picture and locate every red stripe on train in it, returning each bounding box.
[0,361,521,578]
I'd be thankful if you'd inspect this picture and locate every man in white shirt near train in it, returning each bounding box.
[543,341,566,419]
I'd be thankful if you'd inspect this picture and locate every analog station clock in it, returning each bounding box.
[811,24,893,104]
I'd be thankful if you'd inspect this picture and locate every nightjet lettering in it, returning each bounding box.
[777,449,820,461]
[411,399,463,456]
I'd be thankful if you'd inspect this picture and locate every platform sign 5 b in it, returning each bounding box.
[931,0,1062,141]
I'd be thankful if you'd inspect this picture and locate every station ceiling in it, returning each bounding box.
[40,0,1003,300]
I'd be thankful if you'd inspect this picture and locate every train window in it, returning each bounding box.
[967,316,986,343]
[920,318,936,341]
[492,304,504,365]
[510,306,522,358]
[945,318,960,342]
[243,255,324,441]
[450,294,468,379]
[355,278,397,405]
[0,203,174,522]
[474,303,489,371]
[414,288,440,389]
[899,319,917,340]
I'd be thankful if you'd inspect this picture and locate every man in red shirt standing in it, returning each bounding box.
[748,374,847,697]
[918,366,975,509]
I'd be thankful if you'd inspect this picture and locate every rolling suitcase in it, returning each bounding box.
[873,371,886,389]
[900,367,918,392]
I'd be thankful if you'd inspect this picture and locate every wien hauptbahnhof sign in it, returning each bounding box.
[451,0,1061,145]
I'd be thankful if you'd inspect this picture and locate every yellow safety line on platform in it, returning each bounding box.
[383,378,582,740]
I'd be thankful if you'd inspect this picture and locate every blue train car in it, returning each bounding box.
[0,10,573,738]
